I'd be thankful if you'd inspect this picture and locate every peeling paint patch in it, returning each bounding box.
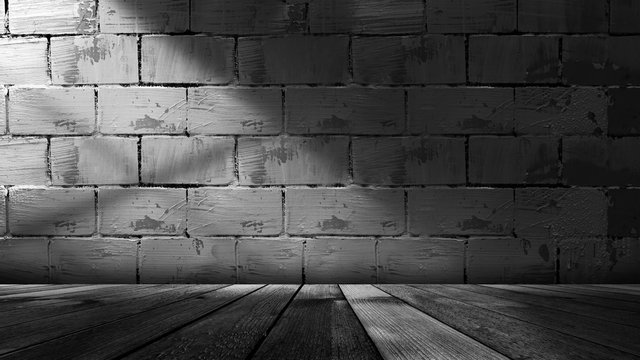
[131,215,176,233]
[460,216,492,231]
[318,215,350,231]
[538,244,550,262]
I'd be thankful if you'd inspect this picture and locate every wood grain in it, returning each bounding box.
[340,284,509,360]
[252,285,382,360]
[524,285,640,311]
[122,285,298,360]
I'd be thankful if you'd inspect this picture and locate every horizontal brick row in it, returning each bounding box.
[4,0,637,35]
[2,236,637,284]
[0,186,631,237]
[4,135,640,186]
[4,35,640,85]
[0,86,627,135]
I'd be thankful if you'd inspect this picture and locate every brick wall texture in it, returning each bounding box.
[1,0,639,284]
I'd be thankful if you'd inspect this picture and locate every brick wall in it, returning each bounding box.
[1,0,638,284]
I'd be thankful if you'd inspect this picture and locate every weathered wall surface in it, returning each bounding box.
[0,0,638,284]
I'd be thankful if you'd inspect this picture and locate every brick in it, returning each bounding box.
[188,187,282,236]
[609,189,640,237]
[50,238,137,283]
[98,87,186,134]
[467,237,555,283]
[0,38,49,85]
[0,238,49,283]
[304,238,377,283]
[141,136,234,185]
[50,35,138,85]
[611,0,640,33]
[515,188,607,239]
[0,91,6,135]
[238,36,349,85]
[140,237,236,283]
[99,187,186,235]
[608,88,640,136]
[286,87,404,135]
[0,187,5,234]
[427,0,516,33]
[9,0,97,34]
[141,36,234,84]
[469,136,560,184]
[563,137,640,186]
[9,187,95,236]
[238,136,349,185]
[515,87,607,135]
[559,238,640,283]
[469,36,559,84]
[9,87,95,135]
[518,0,607,33]
[353,35,465,84]
[409,188,514,236]
[286,188,404,235]
[352,137,465,185]
[563,36,640,85]
[310,0,424,34]
[188,87,282,135]
[0,138,48,185]
[192,0,308,34]
[99,0,188,33]
[0,1,4,34]
[408,87,514,134]
[377,238,465,283]
[237,238,303,283]
[51,137,138,185]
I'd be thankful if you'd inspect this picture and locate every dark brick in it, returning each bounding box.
[608,88,640,135]
[559,238,640,283]
[310,0,424,34]
[563,36,640,85]
[408,87,514,134]
[238,36,349,84]
[469,136,560,184]
[353,35,465,84]
[469,36,559,84]
[609,190,640,237]
[610,0,640,34]
[352,137,466,185]
[286,87,404,134]
[563,137,640,186]
[427,0,516,33]
[515,87,607,135]
[192,0,308,34]
[518,0,608,33]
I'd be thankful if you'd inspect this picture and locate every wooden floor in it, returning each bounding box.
[0,285,639,359]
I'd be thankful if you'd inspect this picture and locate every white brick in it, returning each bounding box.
[286,188,405,235]
[188,187,282,236]
[51,35,138,84]
[237,238,303,283]
[304,238,377,283]
[9,0,97,34]
[188,87,282,135]
[0,187,6,234]
[50,137,138,185]
[0,38,49,85]
[0,138,48,185]
[9,87,95,135]
[140,237,236,283]
[1,90,5,135]
[99,87,186,134]
[99,187,186,235]
[141,136,235,185]
[99,0,188,33]
[0,238,50,283]
[9,187,95,235]
[141,36,234,84]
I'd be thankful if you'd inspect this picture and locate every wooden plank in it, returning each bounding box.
[0,285,74,296]
[340,284,509,360]
[424,284,640,356]
[0,285,166,328]
[378,284,637,360]
[0,285,260,360]
[121,285,298,360]
[252,285,382,360]
[591,284,640,294]
[559,284,640,299]
[0,285,228,355]
[0,284,119,300]
[480,285,640,328]
[523,284,640,311]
